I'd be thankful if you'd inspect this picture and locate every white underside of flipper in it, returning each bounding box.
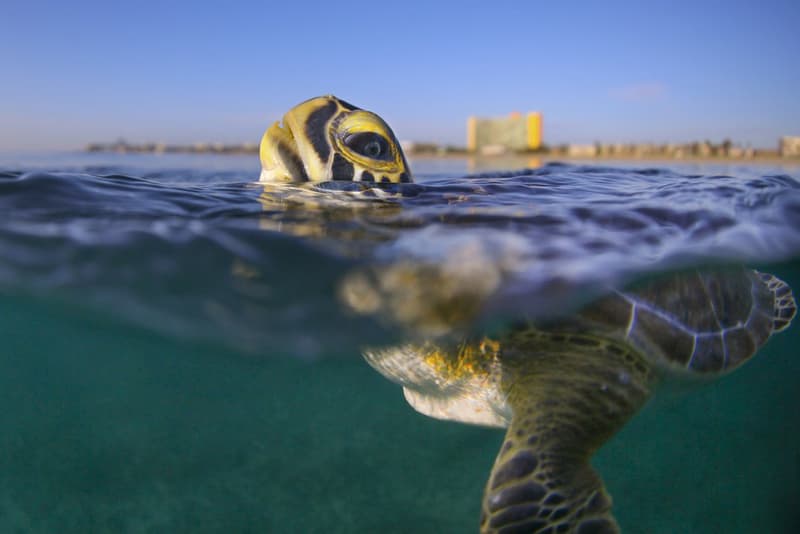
[401,386,510,428]
[364,344,511,428]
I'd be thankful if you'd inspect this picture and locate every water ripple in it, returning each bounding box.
[0,163,798,355]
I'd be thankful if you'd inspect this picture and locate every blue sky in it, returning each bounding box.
[1,0,798,150]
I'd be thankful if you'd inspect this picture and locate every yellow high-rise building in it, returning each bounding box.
[527,112,542,150]
[467,111,543,152]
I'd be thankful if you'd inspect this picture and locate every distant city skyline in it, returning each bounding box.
[1,0,798,150]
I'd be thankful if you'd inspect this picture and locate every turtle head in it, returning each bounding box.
[259,95,412,184]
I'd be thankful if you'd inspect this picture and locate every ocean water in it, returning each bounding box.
[0,151,798,533]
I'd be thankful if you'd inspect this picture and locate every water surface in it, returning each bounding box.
[0,152,798,532]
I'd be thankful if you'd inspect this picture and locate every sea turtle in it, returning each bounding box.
[357,269,796,534]
[258,96,798,533]
[259,95,411,184]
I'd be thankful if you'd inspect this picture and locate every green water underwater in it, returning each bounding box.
[0,261,797,533]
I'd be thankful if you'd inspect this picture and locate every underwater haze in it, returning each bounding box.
[0,152,799,533]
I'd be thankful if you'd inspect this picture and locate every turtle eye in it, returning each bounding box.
[343,132,391,160]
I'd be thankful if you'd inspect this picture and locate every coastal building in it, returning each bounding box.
[780,136,800,157]
[566,144,597,158]
[400,141,439,154]
[467,111,543,154]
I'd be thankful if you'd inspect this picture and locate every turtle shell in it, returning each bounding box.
[579,268,796,374]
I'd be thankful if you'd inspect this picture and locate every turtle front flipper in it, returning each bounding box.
[481,331,655,534]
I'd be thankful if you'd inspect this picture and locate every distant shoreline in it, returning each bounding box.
[85,142,258,156]
[407,153,800,165]
[84,143,799,166]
